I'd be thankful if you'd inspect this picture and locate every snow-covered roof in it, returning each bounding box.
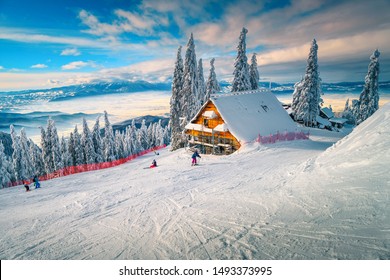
[321,107,334,119]
[316,115,331,127]
[329,117,348,124]
[202,110,218,119]
[209,90,298,142]
[184,123,213,133]
[214,123,229,132]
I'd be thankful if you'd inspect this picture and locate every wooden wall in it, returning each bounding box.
[185,100,241,153]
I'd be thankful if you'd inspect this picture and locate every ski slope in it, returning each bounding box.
[0,104,389,260]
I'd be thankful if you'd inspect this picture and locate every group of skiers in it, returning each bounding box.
[24,175,40,192]
[23,150,201,190]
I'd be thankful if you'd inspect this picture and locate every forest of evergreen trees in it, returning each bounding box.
[0,111,169,188]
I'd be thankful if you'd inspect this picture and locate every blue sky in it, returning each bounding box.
[0,0,389,90]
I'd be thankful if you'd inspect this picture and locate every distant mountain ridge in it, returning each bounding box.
[0,80,171,110]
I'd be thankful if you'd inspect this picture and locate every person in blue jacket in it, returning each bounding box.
[191,150,201,166]
[33,175,40,189]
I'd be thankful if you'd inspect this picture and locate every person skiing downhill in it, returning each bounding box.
[191,150,201,166]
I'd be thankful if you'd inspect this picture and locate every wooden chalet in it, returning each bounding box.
[185,90,298,154]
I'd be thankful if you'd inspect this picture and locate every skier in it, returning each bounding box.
[33,175,40,189]
[191,150,201,166]
[24,182,30,192]
[150,159,157,168]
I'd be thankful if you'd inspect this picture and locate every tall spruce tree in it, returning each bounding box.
[249,53,259,90]
[19,128,34,178]
[205,58,220,103]
[10,125,23,181]
[81,118,95,164]
[0,141,12,187]
[181,33,198,122]
[92,116,103,163]
[103,111,116,161]
[197,58,206,107]
[292,39,322,127]
[356,49,380,125]
[72,125,84,166]
[232,27,251,92]
[170,45,185,151]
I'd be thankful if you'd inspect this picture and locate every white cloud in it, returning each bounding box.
[61,48,81,56]
[0,66,4,70]
[31,64,48,69]
[61,61,91,70]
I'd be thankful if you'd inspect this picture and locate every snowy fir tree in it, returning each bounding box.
[170,45,185,151]
[103,111,116,162]
[341,98,355,124]
[10,125,23,181]
[19,128,34,178]
[180,33,198,123]
[137,119,149,151]
[197,58,206,107]
[291,39,322,127]
[232,27,251,92]
[124,126,134,156]
[0,141,12,187]
[60,136,71,168]
[356,49,380,125]
[114,131,125,159]
[205,58,221,103]
[249,53,260,90]
[92,116,104,163]
[129,119,140,155]
[72,125,84,166]
[81,118,96,164]
[51,124,63,171]
[68,132,77,166]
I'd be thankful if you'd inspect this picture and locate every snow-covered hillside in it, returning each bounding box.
[0,104,389,260]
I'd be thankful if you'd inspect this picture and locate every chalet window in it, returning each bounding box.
[203,119,209,127]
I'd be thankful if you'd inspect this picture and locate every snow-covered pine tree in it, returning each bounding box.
[10,125,23,181]
[232,27,251,92]
[170,45,185,151]
[205,58,221,102]
[341,98,355,124]
[19,128,34,178]
[292,39,322,127]
[30,140,45,177]
[51,124,63,171]
[92,116,103,163]
[60,136,70,168]
[197,58,206,107]
[103,111,116,162]
[114,130,125,159]
[130,120,140,154]
[72,125,84,166]
[356,49,380,125]
[81,118,96,164]
[137,119,149,151]
[0,141,12,187]
[124,126,133,157]
[181,33,198,123]
[249,53,259,90]
[68,132,77,166]
[147,123,155,149]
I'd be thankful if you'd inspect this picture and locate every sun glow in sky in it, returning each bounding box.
[0,0,389,91]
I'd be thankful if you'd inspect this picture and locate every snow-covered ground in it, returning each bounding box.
[0,104,389,260]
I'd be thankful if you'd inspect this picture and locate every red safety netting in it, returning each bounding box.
[256,131,309,144]
[7,145,166,188]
